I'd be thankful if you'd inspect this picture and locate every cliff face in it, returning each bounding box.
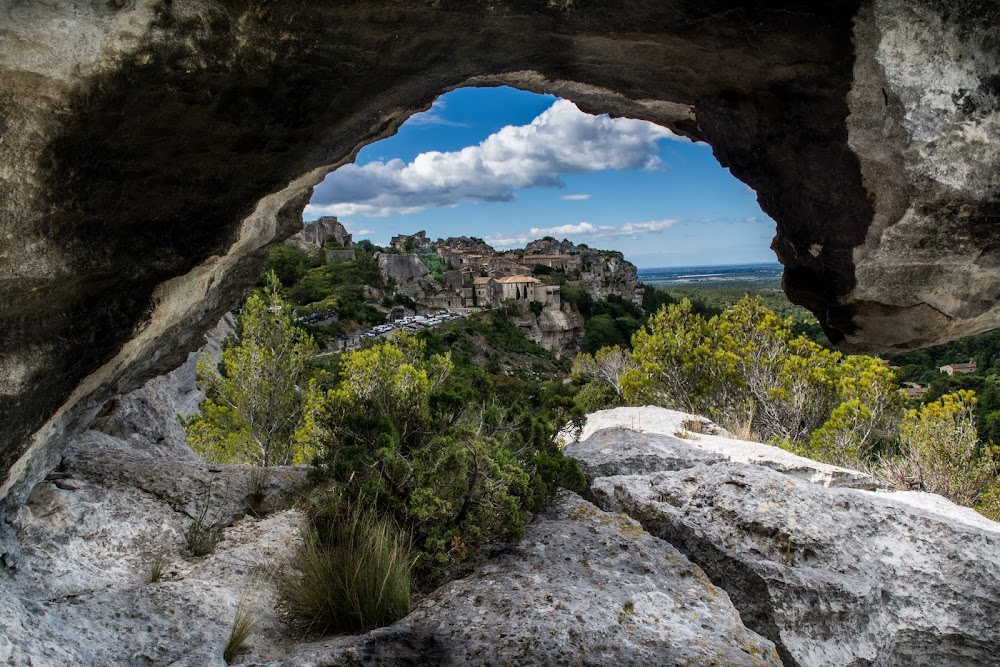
[578,252,639,303]
[294,217,352,249]
[1,0,997,510]
[512,304,585,358]
[376,253,432,299]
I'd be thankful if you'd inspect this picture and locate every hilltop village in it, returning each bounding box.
[290,216,644,355]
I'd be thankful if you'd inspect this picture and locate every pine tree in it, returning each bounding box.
[184,272,318,466]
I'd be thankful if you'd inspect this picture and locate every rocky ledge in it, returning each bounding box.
[1,390,778,666]
[565,407,1000,667]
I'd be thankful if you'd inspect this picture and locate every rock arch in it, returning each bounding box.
[0,0,997,503]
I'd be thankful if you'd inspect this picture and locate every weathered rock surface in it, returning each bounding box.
[294,216,353,249]
[513,304,585,358]
[568,407,1000,667]
[1,417,305,667]
[1,358,784,666]
[570,407,877,490]
[94,313,235,452]
[577,252,640,303]
[376,252,432,298]
[1,0,997,508]
[252,494,781,667]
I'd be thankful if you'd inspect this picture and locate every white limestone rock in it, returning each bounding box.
[571,406,877,490]
[253,495,781,667]
[567,407,1000,667]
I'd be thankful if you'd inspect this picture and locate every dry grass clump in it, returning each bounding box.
[186,480,223,556]
[224,580,263,664]
[245,466,270,518]
[148,554,169,583]
[279,500,412,635]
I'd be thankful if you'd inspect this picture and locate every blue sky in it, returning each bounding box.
[305,86,778,269]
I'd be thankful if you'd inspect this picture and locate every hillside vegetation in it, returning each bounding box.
[576,296,1000,521]
[183,256,1000,636]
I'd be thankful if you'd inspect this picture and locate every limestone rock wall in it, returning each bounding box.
[376,252,432,299]
[0,0,997,508]
[512,304,585,358]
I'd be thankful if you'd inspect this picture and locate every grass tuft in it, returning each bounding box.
[187,480,222,556]
[224,582,262,664]
[279,500,412,635]
[148,554,169,583]
[245,466,270,518]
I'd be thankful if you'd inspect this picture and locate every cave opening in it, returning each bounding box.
[303,85,779,271]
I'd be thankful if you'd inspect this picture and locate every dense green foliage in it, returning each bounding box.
[189,291,587,621]
[184,275,318,466]
[876,391,999,520]
[620,296,901,462]
[888,330,1000,442]
[297,332,584,582]
[639,280,830,347]
[263,243,386,341]
[578,296,1000,518]
[582,296,645,352]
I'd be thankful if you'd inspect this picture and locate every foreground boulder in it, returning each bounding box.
[258,495,780,667]
[566,407,1000,667]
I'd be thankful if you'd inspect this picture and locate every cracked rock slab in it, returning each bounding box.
[253,494,780,667]
[571,407,877,490]
[568,409,1000,667]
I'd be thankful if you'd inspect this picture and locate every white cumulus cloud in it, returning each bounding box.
[561,194,592,201]
[486,218,680,249]
[305,100,679,218]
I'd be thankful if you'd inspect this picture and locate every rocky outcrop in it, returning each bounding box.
[0,0,997,522]
[524,238,578,256]
[389,231,430,253]
[1,355,784,665]
[573,407,878,490]
[512,304,584,358]
[375,253,432,299]
[436,237,496,255]
[260,495,780,667]
[4,357,998,665]
[577,251,640,303]
[295,216,353,249]
[566,407,1000,667]
[0,384,305,666]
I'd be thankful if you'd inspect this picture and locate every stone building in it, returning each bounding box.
[473,276,500,308]
[940,360,978,375]
[497,275,544,303]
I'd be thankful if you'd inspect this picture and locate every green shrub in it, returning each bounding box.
[280,500,412,634]
[297,334,584,580]
[185,274,319,467]
[881,391,999,512]
[574,380,621,414]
